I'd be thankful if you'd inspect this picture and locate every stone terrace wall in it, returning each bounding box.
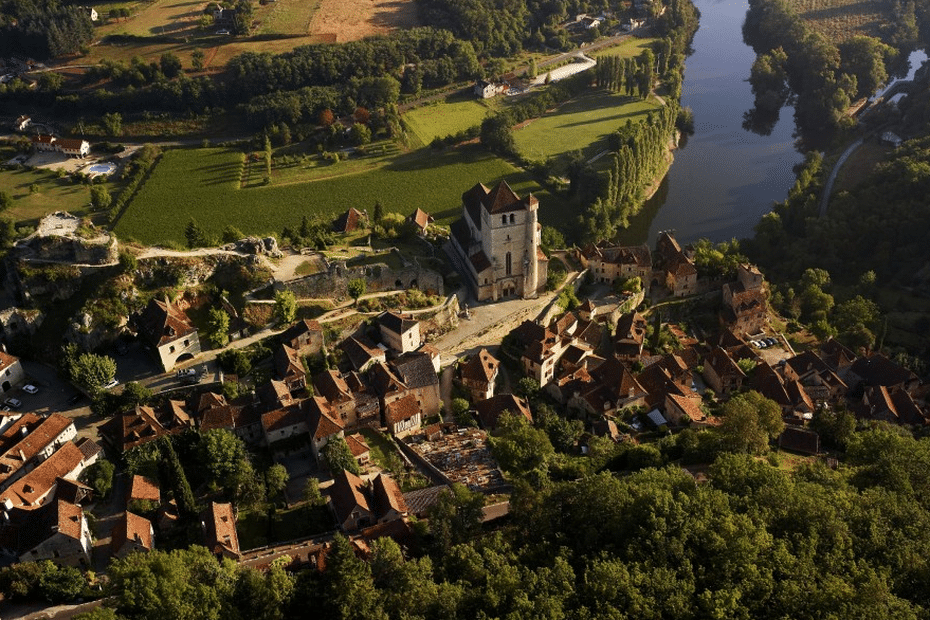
[278,261,444,300]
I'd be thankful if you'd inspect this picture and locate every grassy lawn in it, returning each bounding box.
[514,90,661,162]
[589,36,658,60]
[242,140,403,187]
[358,428,405,471]
[115,143,575,245]
[403,92,503,147]
[0,165,122,226]
[346,251,404,271]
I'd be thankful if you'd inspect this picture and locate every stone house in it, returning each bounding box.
[474,79,507,99]
[384,394,422,436]
[614,311,648,361]
[582,243,652,290]
[202,502,240,560]
[390,353,441,418]
[328,471,408,531]
[0,442,89,511]
[701,347,745,396]
[0,499,92,567]
[280,319,324,357]
[341,337,387,372]
[378,312,421,354]
[0,351,25,394]
[111,511,154,558]
[664,393,718,428]
[261,402,308,445]
[135,298,201,371]
[460,348,499,402]
[313,370,358,428]
[450,180,547,301]
[274,344,306,393]
[0,413,77,491]
[306,397,345,461]
[720,264,767,337]
[474,394,532,431]
[654,232,697,297]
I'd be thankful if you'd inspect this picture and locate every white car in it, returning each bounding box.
[22,384,38,394]
[102,378,119,390]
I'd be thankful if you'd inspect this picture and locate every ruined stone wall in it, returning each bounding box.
[278,261,444,300]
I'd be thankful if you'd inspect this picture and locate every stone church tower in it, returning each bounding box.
[449,180,548,302]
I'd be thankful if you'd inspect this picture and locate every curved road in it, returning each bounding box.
[819,138,863,218]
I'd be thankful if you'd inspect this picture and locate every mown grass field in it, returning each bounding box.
[0,164,121,225]
[115,144,575,245]
[787,0,890,40]
[513,90,661,161]
[589,36,658,59]
[403,93,504,147]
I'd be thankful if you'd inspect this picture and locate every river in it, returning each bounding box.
[617,0,805,246]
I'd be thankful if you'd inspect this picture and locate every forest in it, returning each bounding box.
[0,0,94,59]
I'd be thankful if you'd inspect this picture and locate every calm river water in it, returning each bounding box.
[617,0,805,246]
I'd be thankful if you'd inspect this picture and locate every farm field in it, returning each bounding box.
[258,0,322,35]
[513,90,661,162]
[403,94,503,147]
[588,36,658,59]
[0,166,119,225]
[787,0,890,40]
[96,0,204,38]
[307,0,421,42]
[241,140,403,187]
[115,144,575,245]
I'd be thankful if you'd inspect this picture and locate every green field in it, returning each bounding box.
[115,144,576,245]
[589,36,658,60]
[0,165,120,225]
[403,94,502,147]
[514,90,661,162]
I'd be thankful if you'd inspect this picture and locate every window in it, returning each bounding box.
[502,215,507,225]
[509,214,515,224]
[169,345,176,354]
[184,339,190,347]
[505,252,512,276]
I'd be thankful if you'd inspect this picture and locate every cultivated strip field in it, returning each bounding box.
[403,96,501,147]
[115,145,572,245]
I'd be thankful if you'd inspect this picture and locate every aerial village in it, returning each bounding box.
[0,178,924,583]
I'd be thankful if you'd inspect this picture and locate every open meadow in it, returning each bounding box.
[786,0,890,40]
[588,36,658,59]
[114,144,576,245]
[0,164,121,225]
[403,94,505,147]
[513,90,661,162]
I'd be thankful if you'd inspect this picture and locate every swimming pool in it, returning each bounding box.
[87,163,116,176]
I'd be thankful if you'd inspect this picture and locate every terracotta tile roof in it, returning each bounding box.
[372,473,407,516]
[137,299,196,347]
[307,396,344,439]
[0,442,85,509]
[0,351,19,373]
[75,437,102,462]
[167,400,192,426]
[329,470,371,525]
[785,380,815,412]
[111,511,153,554]
[54,477,93,505]
[819,338,856,371]
[751,362,792,409]
[200,405,237,431]
[0,499,85,558]
[261,403,306,434]
[785,350,831,379]
[370,362,407,397]
[705,347,746,380]
[332,207,365,233]
[485,180,529,214]
[129,475,160,503]
[274,344,305,382]
[460,349,499,384]
[591,357,647,401]
[103,405,169,452]
[313,369,352,402]
[474,394,532,430]
[261,380,294,409]
[345,433,370,458]
[385,394,421,425]
[203,502,240,558]
[198,392,227,412]
[667,393,717,426]
[0,414,73,485]
[408,208,433,230]
[0,413,42,454]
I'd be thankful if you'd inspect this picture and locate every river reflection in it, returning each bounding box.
[637,0,805,246]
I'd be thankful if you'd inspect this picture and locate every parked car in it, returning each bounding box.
[176,368,197,378]
[4,398,21,409]
[216,29,230,35]
[22,384,38,394]
[102,378,119,390]
[765,337,777,347]
[67,393,85,405]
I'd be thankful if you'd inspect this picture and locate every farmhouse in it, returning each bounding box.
[29,135,91,158]
[449,180,548,302]
[0,351,25,394]
[0,499,92,567]
[474,80,508,99]
[407,208,434,235]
